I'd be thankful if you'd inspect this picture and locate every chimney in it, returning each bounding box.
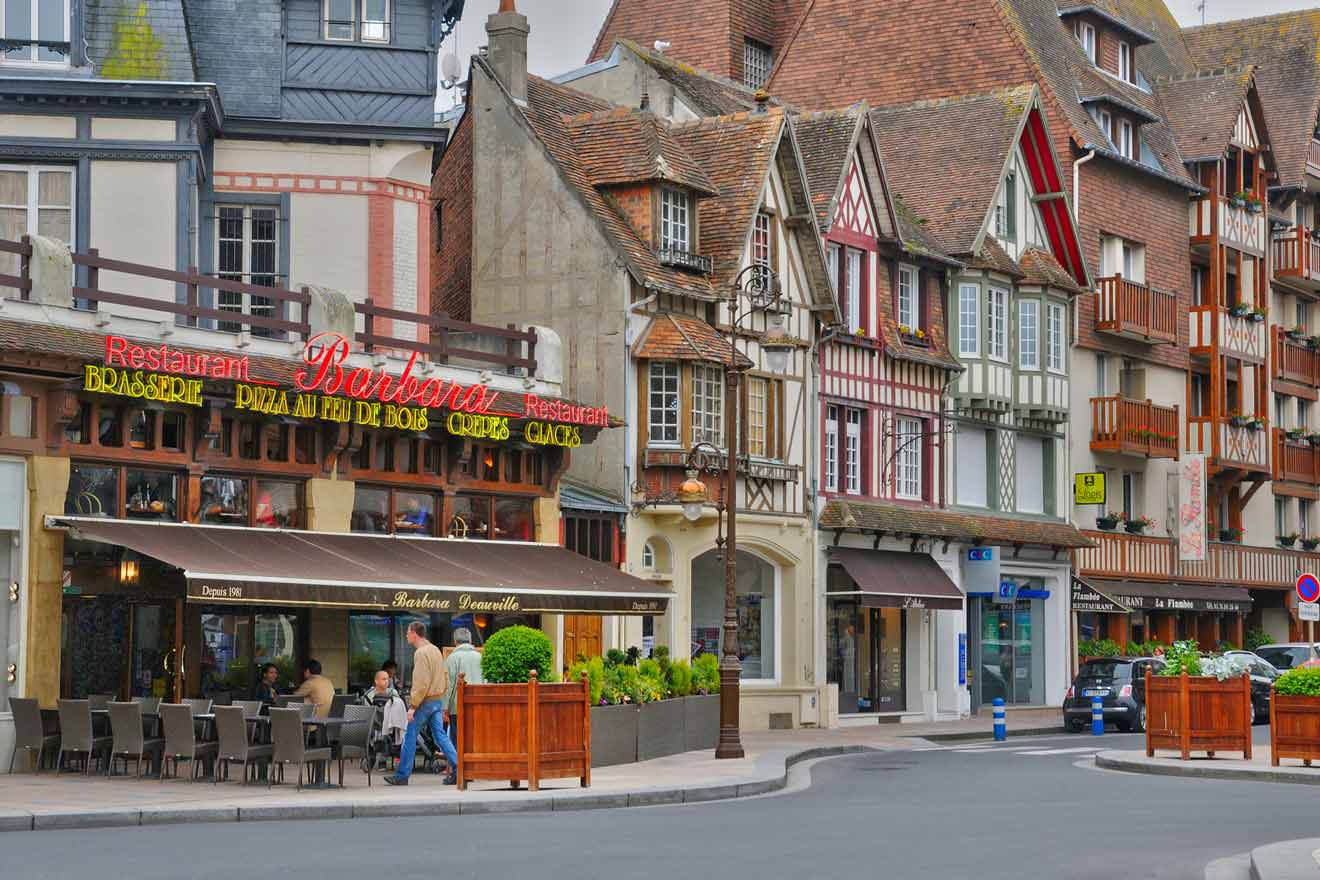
[486,0,530,106]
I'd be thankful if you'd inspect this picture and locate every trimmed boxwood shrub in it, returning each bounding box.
[480,625,553,683]
[1274,666,1320,697]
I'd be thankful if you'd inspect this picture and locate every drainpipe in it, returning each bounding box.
[1073,149,1097,223]
[624,290,658,651]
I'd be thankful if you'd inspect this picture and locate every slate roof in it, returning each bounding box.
[566,108,718,194]
[86,0,197,81]
[1184,10,1320,189]
[868,86,1034,257]
[633,312,754,367]
[1153,67,1257,163]
[616,40,766,117]
[819,499,1093,549]
[1019,247,1086,294]
[182,0,283,118]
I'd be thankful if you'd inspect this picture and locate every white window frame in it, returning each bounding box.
[1047,302,1066,373]
[743,38,772,90]
[1118,40,1132,83]
[1018,299,1039,370]
[691,363,724,448]
[642,541,655,569]
[0,0,70,66]
[895,416,922,500]
[216,204,280,330]
[660,187,691,252]
[958,282,980,356]
[845,248,862,332]
[824,405,839,493]
[898,264,918,331]
[1119,120,1135,160]
[1302,499,1313,536]
[360,0,390,42]
[827,242,840,295]
[0,163,74,250]
[747,375,769,458]
[647,361,680,446]
[1098,109,1113,147]
[988,287,1008,362]
[1075,20,1096,63]
[844,408,862,495]
[995,170,1017,241]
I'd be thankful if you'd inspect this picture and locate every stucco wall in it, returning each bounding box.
[90,160,177,312]
[290,193,369,300]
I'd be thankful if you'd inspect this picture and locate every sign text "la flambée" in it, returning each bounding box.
[103,332,609,425]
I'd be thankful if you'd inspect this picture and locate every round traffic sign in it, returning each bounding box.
[1297,573,1320,604]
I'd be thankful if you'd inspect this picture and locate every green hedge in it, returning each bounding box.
[1274,666,1320,696]
[480,625,553,683]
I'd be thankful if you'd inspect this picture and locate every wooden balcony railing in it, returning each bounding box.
[1274,428,1320,485]
[1309,138,1320,172]
[1074,530,1318,589]
[1272,325,1320,386]
[1090,396,1179,459]
[1190,306,1267,361]
[1272,225,1320,285]
[1093,275,1178,344]
[1186,415,1271,473]
[0,236,537,375]
[1190,195,1266,254]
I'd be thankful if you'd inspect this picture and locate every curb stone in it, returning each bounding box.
[2,744,878,833]
[1095,750,1320,786]
[915,725,1065,744]
[1249,837,1320,879]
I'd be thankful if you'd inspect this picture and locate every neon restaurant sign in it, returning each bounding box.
[87,333,606,444]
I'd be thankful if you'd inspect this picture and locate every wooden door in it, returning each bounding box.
[562,614,602,668]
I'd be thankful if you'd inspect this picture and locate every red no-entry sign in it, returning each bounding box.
[1297,573,1320,604]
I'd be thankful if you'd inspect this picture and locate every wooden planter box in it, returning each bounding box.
[1270,690,1320,767]
[1145,670,1251,760]
[455,671,590,791]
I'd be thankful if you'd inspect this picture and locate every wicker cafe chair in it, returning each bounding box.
[106,702,164,778]
[87,693,114,711]
[8,697,59,773]
[214,705,272,785]
[159,703,218,782]
[335,704,375,787]
[298,702,317,720]
[56,699,112,774]
[269,707,331,792]
[135,696,162,715]
[230,700,264,718]
[182,698,213,715]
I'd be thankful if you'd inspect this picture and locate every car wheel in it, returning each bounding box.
[1132,704,1146,733]
[1068,720,1084,733]
[1251,699,1263,726]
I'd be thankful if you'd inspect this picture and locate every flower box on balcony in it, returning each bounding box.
[1228,303,1253,319]
[1145,669,1252,761]
[1287,428,1310,441]
[1124,516,1154,535]
[1304,538,1320,551]
[1096,514,1121,531]
[1279,533,1299,549]
[1219,527,1243,543]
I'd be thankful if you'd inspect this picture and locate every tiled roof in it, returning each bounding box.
[617,40,766,117]
[869,87,1034,256]
[1153,67,1256,162]
[566,108,718,194]
[892,196,956,266]
[633,312,754,367]
[1184,11,1320,189]
[1067,0,1196,78]
[0,317,614,423]
[966,237,1026,278]
[1019,247,1086,294]
[819,499,1093,549]
[793,106,866,233]
[668,109,787,284]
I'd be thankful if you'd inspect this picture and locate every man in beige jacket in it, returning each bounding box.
[384,621,457,785]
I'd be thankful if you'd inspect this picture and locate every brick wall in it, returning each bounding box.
[607,184,656,247]
[431,112,474,322]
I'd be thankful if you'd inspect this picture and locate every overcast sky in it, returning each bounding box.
[438,0,1320,109]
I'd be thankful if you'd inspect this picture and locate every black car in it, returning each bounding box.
[1064,657,1164,733]
[1224,650,1278,725]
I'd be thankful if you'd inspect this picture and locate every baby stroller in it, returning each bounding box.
[361,694,402,774]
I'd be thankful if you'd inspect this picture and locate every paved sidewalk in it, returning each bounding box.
[1095,748,1320,786]
[0,712,1054,833]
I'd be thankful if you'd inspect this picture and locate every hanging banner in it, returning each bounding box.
[1178,454,1207,562]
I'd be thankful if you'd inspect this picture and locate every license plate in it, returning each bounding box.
[1083,688,1109,697]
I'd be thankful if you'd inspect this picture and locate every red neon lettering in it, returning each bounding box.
[295,332,350,393]
[105,335,129,367]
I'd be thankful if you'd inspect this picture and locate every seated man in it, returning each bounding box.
[361,668,400,704]
[291,659,334,718]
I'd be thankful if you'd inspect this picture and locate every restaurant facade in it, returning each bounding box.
[0,234,669,768]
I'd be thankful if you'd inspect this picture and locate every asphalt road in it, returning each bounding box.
[4,729,1314,880]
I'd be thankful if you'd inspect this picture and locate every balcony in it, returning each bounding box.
[1190,194,1266,255]
[1186,415,1271,474]
[1093,275,1178,344]
[1272,325,1320,391]
[1272,225,1320,291]
[1189,306,1266,362]
[1274,429,1320,488]
[1090,396,1179,459]
[1075,530,1317,589]
[657,248,713,275]
[1308,138,1320,177]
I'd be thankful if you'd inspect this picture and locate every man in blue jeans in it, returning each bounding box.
[385,621,458,785]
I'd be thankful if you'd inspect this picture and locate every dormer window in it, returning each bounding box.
[1,0,71,65]
[1074,21,1096,64]
[660,186,691,252]
[1118,41,1133,84]
[1119,119,1135,160]
[995,170,1017,241]
[324,0,391,43]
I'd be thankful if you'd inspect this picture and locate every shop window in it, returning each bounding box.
[65,463,118,517]
[564,514,616,564]
[98,407,122,447]
[449,494,491,539]
[348,613,393,693]
[125,470,178,521]
[481,446,501,482]
[201,610,303,697]
[351,486,438,536]
[265,424,289,462]
[294,426,316,464]
[495,498,532,541]
[64,401,90,445]
[255,480,299,528]
[691,548,776,681]
[161,411,186,451]
[65,463,181,520]
[239,422,260,460]
[351,486,390,534]
[200,475,302,528]
[127,410,155,449]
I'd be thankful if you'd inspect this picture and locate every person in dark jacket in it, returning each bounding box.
[251,663,279,706]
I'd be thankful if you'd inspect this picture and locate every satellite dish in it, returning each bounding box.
[441,53,462,84]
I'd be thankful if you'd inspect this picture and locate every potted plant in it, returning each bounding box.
[1228,409,1252,428]
[1287,427,1309,441]
[1250,306,1268,323]
[1279,532,1300,549]
[1304,537,1320,552]
[1146,641,1252,761]
[1231,189,1250,208]
[1219,526,1244,542]
[1096,510,1122,531]
[1228,302,1253,319]
[1311,228,1320,244]
[1077,638,1120,663]
[1247,196,1265,214]
[1270,666,1320,767]
[1124,514,1156,535]
[1288,324,1310,341]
